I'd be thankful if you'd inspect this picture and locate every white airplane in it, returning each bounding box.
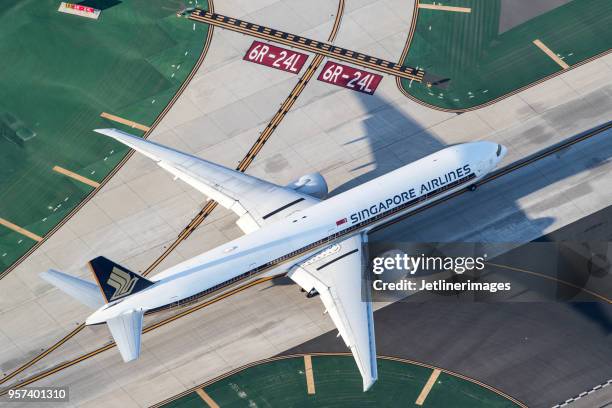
[41,129,506,391]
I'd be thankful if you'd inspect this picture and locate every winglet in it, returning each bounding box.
[94,128,166,162]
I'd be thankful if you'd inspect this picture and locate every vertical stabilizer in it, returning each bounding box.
[88,256,154,303]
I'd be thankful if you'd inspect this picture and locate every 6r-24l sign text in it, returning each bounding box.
[317,61,383,95]
[243,41,308,74]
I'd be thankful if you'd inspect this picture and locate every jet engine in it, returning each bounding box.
[286,172,328,199]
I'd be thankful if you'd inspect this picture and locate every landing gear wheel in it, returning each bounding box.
[469,184,478,191]
[306,288,319,298]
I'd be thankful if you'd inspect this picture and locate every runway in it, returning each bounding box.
[3,123,610,399]
[1,0,611,406]
[0,0,347,390]
[286,180,612,408]
[285,301,611,408]
[189,10,425,82]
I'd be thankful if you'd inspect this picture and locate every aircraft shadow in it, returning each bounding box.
[300,90,611,331]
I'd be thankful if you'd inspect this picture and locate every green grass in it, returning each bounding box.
[401,0,612,109]
[162,355,519,407]
[0,0,209,272]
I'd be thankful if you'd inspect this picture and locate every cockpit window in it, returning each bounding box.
[496,144,502,157]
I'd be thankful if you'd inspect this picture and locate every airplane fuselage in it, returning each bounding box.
[86,141,506,324]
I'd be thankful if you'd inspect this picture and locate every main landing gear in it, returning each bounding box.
[469,184,478,191]
[302,288,319,298]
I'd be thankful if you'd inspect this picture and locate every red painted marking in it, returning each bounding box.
[336,218,347,226]
[243,41,308,74]
[66,3,96,13]
[317,61,383,95]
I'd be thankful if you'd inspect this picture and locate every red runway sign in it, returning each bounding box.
[243,41,308,74]
[67,4,95,12]
[317,61,383,95]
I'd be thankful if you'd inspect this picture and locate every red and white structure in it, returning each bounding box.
[243,41,308,74]
[58,2,101,19]
[318,61,383,95]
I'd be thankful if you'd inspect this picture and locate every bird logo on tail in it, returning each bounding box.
[107,267,139,300]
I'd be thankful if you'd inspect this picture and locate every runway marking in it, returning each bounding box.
[552,379,612,408]
[152,354,529,408]
[532,39,569,69]
[418,3,471,13]
[0,0,221,389]
[142,53,331,275]
[416,368,441,405]
[189,10,425,82]
[0,1,349,392]
[100,112,151,132]
[52,166,100,188]
[396,2,612,112]
[304,355,316,394]
[147,0,347,270]
[0,7,219,376]
[5,120,609,396]
[0,218,43,242]
[0,277,277,394]
[487,262,611,303]
[196,388,220,408]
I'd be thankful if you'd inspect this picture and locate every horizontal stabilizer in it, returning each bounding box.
[40,269,105,309]
[106,309,144,362]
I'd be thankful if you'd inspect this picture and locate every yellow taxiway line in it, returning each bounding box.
[0,218,43,242]
[52,166,100,188]
[196,388,220,408]
[416,368,441,405]
[304,355,316,394]
[488,262,611,303]
[100,112,151,132]
[418,3,471,13]
[189,10,425,82]
[0,1,347,394]
[533,39,570,69]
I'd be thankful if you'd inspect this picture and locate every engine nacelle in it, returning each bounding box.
[286,172,328,199]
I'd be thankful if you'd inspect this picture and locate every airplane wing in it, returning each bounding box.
[94,128,320,233]
[288,233,377,391]
[106,308,144,362]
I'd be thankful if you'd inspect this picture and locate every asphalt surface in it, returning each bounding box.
[2,1,611,405]
[283,203,612,408]
[499,0,572,33]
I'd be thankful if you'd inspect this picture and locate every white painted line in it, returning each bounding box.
[418,4,471,13]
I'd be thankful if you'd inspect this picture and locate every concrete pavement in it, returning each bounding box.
[1,0,611,406]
